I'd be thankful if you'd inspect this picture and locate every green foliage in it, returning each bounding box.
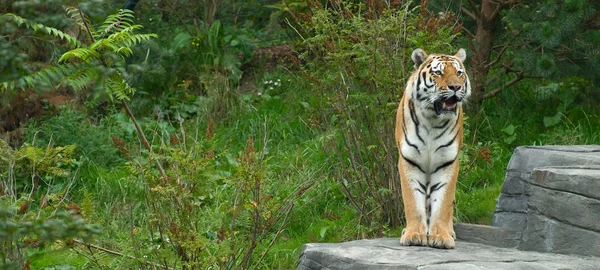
[0,208,100,269]
[502,0,599,82]
[0,139,99,269]
[3,0,599,269]
[25,108,124,167]
[0,139,79,191]
[294,1,458,227]
[501,124,517,144]
[1,8,156,106]
[1,13,81,48]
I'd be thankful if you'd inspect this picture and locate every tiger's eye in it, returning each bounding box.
[434,71,443,76]
[457,70,463,76]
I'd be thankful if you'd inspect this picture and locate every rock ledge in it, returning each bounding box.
[298,238,600,270]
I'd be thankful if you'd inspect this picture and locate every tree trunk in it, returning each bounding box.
[470,0,502,104]
[204,0,217,29]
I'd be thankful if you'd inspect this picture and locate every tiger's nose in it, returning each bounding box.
[448,84,462,92]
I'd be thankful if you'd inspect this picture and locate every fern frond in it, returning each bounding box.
[62,66,100,92]
[103,75,136,101]
[116,47,134,57]
[110,30,157,50]
[0,63,81,92]
[89,38,121,54]
[2,13,81,48]
[59,48,102,63]
[90,30,156,58]
[65,6,95,39]
[96,9,135,38]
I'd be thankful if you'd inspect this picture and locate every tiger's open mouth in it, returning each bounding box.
[434,96,459,115]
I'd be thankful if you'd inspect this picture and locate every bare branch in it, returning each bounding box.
[466,0,482,19]
[121,99,168,179]
[483,73,523,99]
[488,3,504,23]
[72,239,173,270]
[462,25,476,39]
[485,45,508,68]
[461,6,478,21]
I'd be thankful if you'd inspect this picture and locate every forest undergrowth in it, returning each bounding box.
[1,0,599,269]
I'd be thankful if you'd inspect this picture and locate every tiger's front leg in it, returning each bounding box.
[398,160,428,246]
[426,158,459,249]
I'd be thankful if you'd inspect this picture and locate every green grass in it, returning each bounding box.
[28,247,88,269]
[17,68,600,269]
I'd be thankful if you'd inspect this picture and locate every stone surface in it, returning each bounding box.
[528,180,600,232]
[520,214,600,257]
[492,146,600,256]
[531,166,600,200]
[453,223,519,248]
[297,239,600,270]
[503,146,600,177]
[298,146,600,269]
[497,145,600,198]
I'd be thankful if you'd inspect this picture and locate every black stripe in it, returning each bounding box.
[433,157,457,173]
[418,182,427,194]
[423,72,434,88]
[401,152,425,173]
[450,117,460,133]
[430,182,447,193]
[434,120,450,129]
[434,125,449,140]
[414,188,425,195]
[427,203,432,225]
[422,72,433,90]
[408,101,425,143]
[408,101,420,125]
[402,102,420,154]
[435,131,458,152]
[402,129,420,154]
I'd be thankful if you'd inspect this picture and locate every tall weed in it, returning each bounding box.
[294,0,459,227]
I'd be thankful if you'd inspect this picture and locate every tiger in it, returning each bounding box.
[395,48,470,249]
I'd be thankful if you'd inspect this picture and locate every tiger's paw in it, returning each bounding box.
[427,232,455,249]
[400,229,428,246]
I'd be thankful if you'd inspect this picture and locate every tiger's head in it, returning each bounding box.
[410,48,470,117]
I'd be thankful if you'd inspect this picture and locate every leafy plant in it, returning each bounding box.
[500,124,517,144]
[293,0,458,227]
[1,9,155,100]
[0,139,99,269]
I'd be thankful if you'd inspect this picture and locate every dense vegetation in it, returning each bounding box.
[1,0,598,269]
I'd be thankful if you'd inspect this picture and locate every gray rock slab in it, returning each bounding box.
[505,146,600,176]
[492,212,528,232]
[495,193,528,213]
[454,223,520,248]
[494,146,600,232]
[528,183,600,232]
[531,166,600,200]
[297,239,600,270]
[520,214,600,257]
[502,146,600,194]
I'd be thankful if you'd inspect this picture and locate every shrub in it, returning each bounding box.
[0,139,99,269]
[293,0,459,227]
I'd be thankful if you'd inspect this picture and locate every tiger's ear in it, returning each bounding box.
[455,48,467,63]
[411,48,427,69]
